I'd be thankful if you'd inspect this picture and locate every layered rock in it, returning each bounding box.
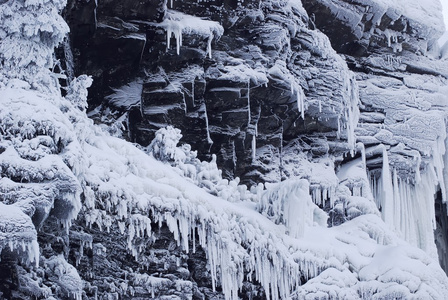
[302,0,448,268]
[65,0,359,184]
[2,0,448,299]
[62,0,448,273]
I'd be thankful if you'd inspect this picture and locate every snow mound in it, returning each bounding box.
[0,203,39,267]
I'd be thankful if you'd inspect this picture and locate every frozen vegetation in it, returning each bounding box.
[1,0,448,299]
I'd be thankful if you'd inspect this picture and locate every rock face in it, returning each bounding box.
[65,0,359,184]
[302,0,448,262]
[302,0,444,56]
[3,0,448,299]
[62,0,448,277]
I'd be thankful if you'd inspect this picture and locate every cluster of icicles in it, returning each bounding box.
[79,122,447,300]
[82,183,332,300]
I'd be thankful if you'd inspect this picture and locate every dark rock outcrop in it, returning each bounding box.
[2,0,448,298]
[64,0,358,185]
[61,0,448,274]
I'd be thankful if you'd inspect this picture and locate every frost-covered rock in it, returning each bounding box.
[67,0,360,184]
[3,80,448,298]
[2,0,448,299]
[0,0,69,92]
[304,0,448,268]
[0,203,39,267]
[302,0,444,55]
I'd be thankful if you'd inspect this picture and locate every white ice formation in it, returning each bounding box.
[155,9,224,58]
[3,79,448,298]
[1,0,448,299]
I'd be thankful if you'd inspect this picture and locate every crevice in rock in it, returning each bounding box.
[435,189,448,275]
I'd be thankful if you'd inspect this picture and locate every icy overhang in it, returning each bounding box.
[302,0,445,55]
[154,9,224,58]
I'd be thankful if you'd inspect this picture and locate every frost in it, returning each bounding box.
[1,0,448,298]
[105,80,143,110]
[260,178,327,238]
[45,255,84,300]
[66,75,93,111]
[0,0,69,92]
[154,9,224,58]
[268,60,306,119]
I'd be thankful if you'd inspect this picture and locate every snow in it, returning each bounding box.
[2,0,448,298]
[258,178,326,238]
[0,203,39,267]
[3,76,448,299]
[355,59,448,256]
[322,0,444,55]
[154,9,224,58]
[281,150,339,207]
[105,80,143,109]
[3,79,448,298]
[45,255,84,300]
[374,0,443,36]
[338,157,373,201]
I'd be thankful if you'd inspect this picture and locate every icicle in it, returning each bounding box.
[139,36,147,64]
[296,86,305,119]
[368,145,439,257]
[175,28,182,55]
[203,103,213,145]
[252,135,256,162]
[337,117,341,139]
[415,153,422,183]
[344,74,360,155]
[192,226,196,253]
[165,212,180,244]
[182,93,187,114]
[432,134,447,202]
[192,79,195,105]
[178,215,190,252]
[392,168,401,236]
[31,239,39,267]
[94,0,98,29]
[380,146,394,226]
[232,140,237,169]
[247,80,251,126]
[356,142,366,168]
[385,29,392,47]
[207,33,213,58]
[166,28,172,50]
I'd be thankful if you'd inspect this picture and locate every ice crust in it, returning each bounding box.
[155,9,224,58]
[3,84,448,298]
[1,0,448,298]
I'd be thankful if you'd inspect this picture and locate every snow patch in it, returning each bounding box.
[155,10,224,58]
